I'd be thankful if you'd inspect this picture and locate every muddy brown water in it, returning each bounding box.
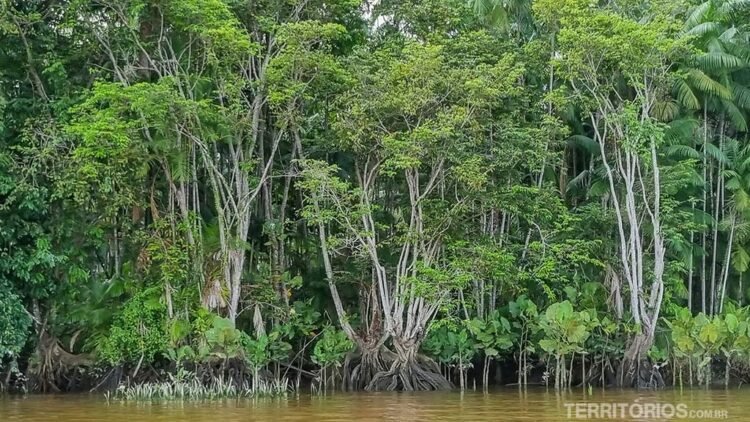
[0,388,744,421]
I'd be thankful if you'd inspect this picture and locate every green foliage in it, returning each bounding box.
[99,290,169,365]
[243,331,292,371]
[4,0,750,396]
[200,316,244,360]
[311,327,353,368]
[509,295,540,355]
[537,301,594,357]
[114,369,289,400]
[665,305,750,385]
[467,311,514,359]
[164,312,295,371]
[276,300,322,341]
[0,282,30,359]
[722,304,750,363]
[422,321,477,368]
[164,0,254,58]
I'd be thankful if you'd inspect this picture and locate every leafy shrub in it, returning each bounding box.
[243,330,292,371]
[665,305,750,386]
[422,321,477,388]
[199,316,244,360]
[467,311,514,360]
[0,283,30,360]
[99,289,168,365]
[538,300,595,388]
[538,300,593,357]
[312,327,353,369]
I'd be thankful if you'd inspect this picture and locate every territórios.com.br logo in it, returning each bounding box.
[563,400,728,420]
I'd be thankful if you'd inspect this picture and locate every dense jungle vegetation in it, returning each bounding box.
[3,0,750,396]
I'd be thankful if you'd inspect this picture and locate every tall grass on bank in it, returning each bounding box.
[112,373,289,401]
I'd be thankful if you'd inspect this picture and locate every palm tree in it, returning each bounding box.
[718,138,750,312]
[673,0,750,313]
[467,0,533,38]
[676,0,750,129]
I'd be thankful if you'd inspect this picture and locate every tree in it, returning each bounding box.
[541,0,690,387]
[301,39,526,390]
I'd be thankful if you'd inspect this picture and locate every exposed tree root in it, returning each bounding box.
[365,349,452,391]
[344,345,395,390]
[618,334,664,389]
[90,367,122,392]
[28,331,93,392]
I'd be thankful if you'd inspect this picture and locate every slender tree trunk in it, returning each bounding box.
[688,228,694,312]
[740,272,744,306]
[701,104,709,314]
[710,154,721,315]
[719,215,735,314]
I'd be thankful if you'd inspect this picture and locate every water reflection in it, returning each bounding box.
[0,387,742,421]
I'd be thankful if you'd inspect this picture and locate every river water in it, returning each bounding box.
[0,388,743,421]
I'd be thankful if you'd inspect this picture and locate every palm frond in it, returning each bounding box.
[665,144,701,159]
[737,189,750,213]
[589,179,610,197]
[726,170,742,190]
[673,77,700,109]
[705,140,730,164]
[719,26,739,43]
[685,167,707,187]
[707,37,725,54]
[689,206,714,226]
[723,41,750,62]
[734,220,750,241]
[567,135,599,154]
[468,0,493,15]
[653,100,680,122]
[685,1,711,30]
[686,21,723,37]
[734,85,750,109]
[738,147,750,169]
[721,99,748,131]
[468,0,510,29]
[723,137,741,158]
[694,52,745,71]
[688,68,733,99]
[666,236,693,264]
[719,0,750,19]
[591,163,610,179]
[566,170,590,193]
[731,243,750,273]
[665,118,699,144]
